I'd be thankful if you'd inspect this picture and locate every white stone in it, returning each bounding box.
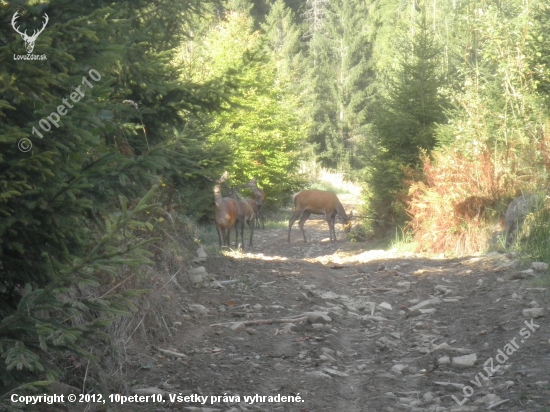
[189,266,207,274]
[197,246,208,258]
[452,353,477,368]
[323,368,349,377]
[392,364,407,374]
[438,356,450,365]
[379,302,392,310]
[307,312,332,324]
[408,298,442,311]
[305,371,332,379]
[210,281,224,289]
[230,322,246,332]
[523,308,544,318]
[432,342,451,351]
[532,262,549,271]
[188,304,209,315]
[482,394,500,405]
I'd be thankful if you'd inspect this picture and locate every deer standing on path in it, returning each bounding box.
[228,186,257,250]
[234,198,257,250]
[245,177,266,229]
[288,190,352,243]
[214,172,238,248]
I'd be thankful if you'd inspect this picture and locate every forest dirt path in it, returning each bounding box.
[113,194,550,412]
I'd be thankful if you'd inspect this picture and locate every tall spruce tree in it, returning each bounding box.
[301,0,372,170]
[366,9,448,226]
[262,0,303,86]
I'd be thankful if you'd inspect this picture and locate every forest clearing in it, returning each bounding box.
[2,0,550,411]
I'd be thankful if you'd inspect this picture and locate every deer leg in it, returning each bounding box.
[247,217,255,246]
[330,214,336,242]
[235,221,240,249]
[228,226,233,247]
[258,204,265,229]
[256,204,261,229]
[220,226,227,248]
[228,224,234,247]
[216,225,222,248]
[260,204,265,229]
[298,211,311,243]
[240,220,245,250]
[228,224,235,248]
[325,214,334,242]
[288,209,304,242]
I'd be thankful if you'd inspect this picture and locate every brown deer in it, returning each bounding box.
[245,177,267,229]
[214,172,238,248]
[235,198,257,250]
[288,190,352,243]
[228,186,257,250]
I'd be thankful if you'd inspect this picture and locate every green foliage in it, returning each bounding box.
[181,10,307,204]
[435,2,543,154]
[404,0,550,255]
[365,10,448,227]
[527,2,550,105]
[262,0,303,86]
[300,0,373,170]
[512,198,550,263]
[430,0,550,193]
[4,0,550,399]
[0,189,157,399]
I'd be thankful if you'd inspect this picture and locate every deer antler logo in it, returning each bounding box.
[12,11,49,54]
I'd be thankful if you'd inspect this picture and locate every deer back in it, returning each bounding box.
[294,190,342,214]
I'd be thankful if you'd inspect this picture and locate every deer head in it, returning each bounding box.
[12,11,49,54]
[343,210,354,232]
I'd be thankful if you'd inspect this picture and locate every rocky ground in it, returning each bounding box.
[86,194,550,412]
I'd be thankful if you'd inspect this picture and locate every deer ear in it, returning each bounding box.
[348,210,354,219]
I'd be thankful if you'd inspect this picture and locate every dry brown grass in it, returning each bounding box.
[408,151,513,255]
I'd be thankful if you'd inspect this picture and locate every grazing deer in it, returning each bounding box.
[245,177,267,229]
[214,172,238,248]
[288,190,352,243]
